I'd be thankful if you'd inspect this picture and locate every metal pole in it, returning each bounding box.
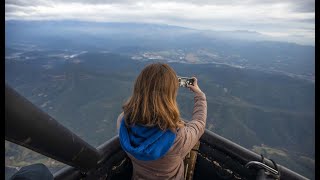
[5,84,101,171]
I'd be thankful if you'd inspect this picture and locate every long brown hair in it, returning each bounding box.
[122,63,184,131]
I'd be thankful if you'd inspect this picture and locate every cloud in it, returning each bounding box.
[5,0,315,45]
[5,0,315,12]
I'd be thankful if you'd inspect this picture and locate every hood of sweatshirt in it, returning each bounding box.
[119,118,176,161]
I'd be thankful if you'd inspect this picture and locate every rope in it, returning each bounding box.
[184,141,200,180]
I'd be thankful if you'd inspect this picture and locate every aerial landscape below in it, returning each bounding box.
[5,21,315,179]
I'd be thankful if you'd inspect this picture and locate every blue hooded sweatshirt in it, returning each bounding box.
[119,118,176,161]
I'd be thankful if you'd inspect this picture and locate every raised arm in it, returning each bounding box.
[180,77,207,158]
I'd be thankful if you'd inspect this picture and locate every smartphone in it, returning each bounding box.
[178,76,194,87]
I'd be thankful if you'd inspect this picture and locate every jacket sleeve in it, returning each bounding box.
[179,91,207,158]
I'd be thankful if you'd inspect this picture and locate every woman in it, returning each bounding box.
[117,63,207,180]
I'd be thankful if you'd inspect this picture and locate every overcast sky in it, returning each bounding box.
[5,0,315,45]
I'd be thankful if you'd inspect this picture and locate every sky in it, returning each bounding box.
[5,0,315,45]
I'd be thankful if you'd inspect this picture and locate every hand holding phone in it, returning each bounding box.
[187,77,202,94]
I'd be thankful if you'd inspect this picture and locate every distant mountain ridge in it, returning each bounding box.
[5,20,315,80]
[5,20,314,47]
